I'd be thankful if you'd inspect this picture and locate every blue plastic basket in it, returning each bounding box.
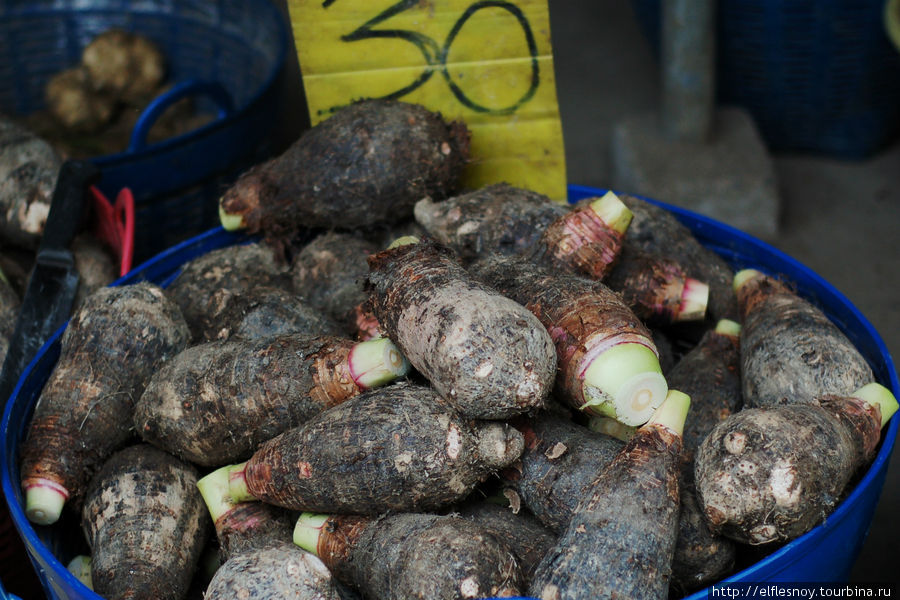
[631,0,900,159]
[2,185,898,599]
[0,0,292,263]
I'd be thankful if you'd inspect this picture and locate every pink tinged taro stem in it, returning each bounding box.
[23,476,70,525]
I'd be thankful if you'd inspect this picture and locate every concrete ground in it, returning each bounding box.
[548,0,900,586]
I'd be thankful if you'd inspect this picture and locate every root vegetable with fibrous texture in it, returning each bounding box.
[0,116,62,248]
[20,282,190,525]
[164,241,291,342]
[135,334,408,467]
[413,183,569,264]
[218,99,470,243]
[0,266,20,364]
[81,29,166,105]
[737,268,870,402]
[454,498,558,583]
[469,253,668,425]
[81,444,209,600]
[529,390,690,600]
[204,542,342,600]
[72,233,118,307]
[194,285,344,342]
[603,247,709,326]
[225,382,524,514]
[366,237,556,420]
[664,319,742,591]
[735,269,875,408]
[500,410,625,533]
[612,193,738,323]
[293,512,523,600]
[695,383,898,545]
[291,231,378,333]
[45,66,118,133]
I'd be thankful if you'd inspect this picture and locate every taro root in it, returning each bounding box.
[218,99,470,242]
[45,66,118,133]
[293,512,523,600]
[72,233,118,307]
[81,444,209,600]
[225,382,524,514]
[695,383,898,545]
[366,237,556,420]
[135,334,409,467]
[735,269,874,408]
[529,391,690,600]
[81,29,166,105]
[20,282,190,525]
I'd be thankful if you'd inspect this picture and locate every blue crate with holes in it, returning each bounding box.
[0,0,293,263]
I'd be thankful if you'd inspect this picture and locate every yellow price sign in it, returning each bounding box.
[287,0,568,202]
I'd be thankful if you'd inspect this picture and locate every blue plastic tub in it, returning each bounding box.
[2,185,898,599]
[0,0,292,263]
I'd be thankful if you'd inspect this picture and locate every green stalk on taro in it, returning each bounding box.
[529,390,691,600]
[469,253,668,426]
[696,383,898,545]
[134,333,409,467]
[366,237,557,420]
[293,512,523,600]
[224,382,524,514]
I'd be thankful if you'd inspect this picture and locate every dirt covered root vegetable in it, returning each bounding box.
[218,99,470,239]
[0,267,21,364]
[367,237,556,419]
[194,285,343,342]
[669,319,743,461]
[72,233,118,307]
[135,334,409,466]
[615,193,738,322]
[454,499,557,583]
[294,512,523,600]
[529,390,690,600]
[226,382,524,514]
[695,383,898,545]
[500,411,624,532]
[0,116,62,248]
[165,242,290,341]
[45,66,118,133]
[291,231,378,333]
[20,282,190,525]
[413,183,569,264]
[469,253,667,425]
[205,542,342,600]
[198,466,294,562]
[81,29,166,105]
[81,444,209,600]
[735,269,874,408]
[604,247,709,326]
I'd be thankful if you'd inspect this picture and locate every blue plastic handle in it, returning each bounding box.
[127,79,235,152]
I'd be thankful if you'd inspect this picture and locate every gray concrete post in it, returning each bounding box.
[661,0,716,142]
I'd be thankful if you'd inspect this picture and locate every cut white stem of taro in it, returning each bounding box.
[581,342,668,426]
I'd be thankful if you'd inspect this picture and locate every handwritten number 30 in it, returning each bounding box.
[322,0,540,115]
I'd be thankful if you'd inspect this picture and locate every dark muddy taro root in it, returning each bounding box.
[0,116,62,249]
[614,193,738,323]
[195,285,343,342]
[603,246,709,327]
[135,334,408,467]
[218,99,470,239]
[468,253,667,426]
[413,183,568,264]
[735,268,874,408]
[81,444,209,600]
[695,383,897,545]
[294,512,523,600]
[291,231,378,333]
[529,391,690,600]
[454,499,557,583]
[500,411,624,533]
[366,237,556,420]
[20,282,190,525]
[204,542,342,600]
[198,466,294,562]
[226,382,524,514]
[0,268,20,365]
[164,241,291,342]
[72,233,118,307]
